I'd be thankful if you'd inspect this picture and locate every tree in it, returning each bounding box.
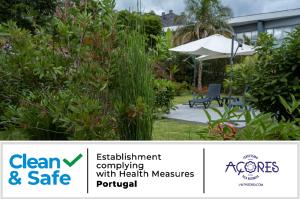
[0,0,58,31]
[174,0,233,90]
[248,30,300,122]
[143,13,163,47]
[117,10,141,31]
[174,12,188,26]
[117,11,162,48]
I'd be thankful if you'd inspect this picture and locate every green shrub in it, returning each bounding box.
[1,89,116,140]
[117,11,162,48]
[224,55,257,95]
[0,21,70,124]
[0,0,118,140]
[204,95,300,140]
[173,81,190,96]
[154,79,176,113]
[0,0,58,31]
[237,95,300,140]
[236,113,300,140]
[248,29,300,121]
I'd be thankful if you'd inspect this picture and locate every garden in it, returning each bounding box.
[0,0,299,141]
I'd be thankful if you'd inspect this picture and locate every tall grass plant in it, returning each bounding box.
[113,32,155,140]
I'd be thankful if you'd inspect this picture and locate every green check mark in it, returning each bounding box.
[63,154,83,167]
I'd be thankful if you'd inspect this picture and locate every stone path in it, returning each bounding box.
[165,104,255,128]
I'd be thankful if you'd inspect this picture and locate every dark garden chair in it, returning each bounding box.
[227,86,249,109]
[228,86,256,114]
[189,84,222,109]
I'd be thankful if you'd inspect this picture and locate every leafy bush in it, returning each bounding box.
[154,79,176,114]
[0,0,58,31]
[224,56,257,94]
[0,0,163,141]
[248,29,300,121]
[0,21,69,119]
[236,113,300,140]
[0,0,118,140]
[117,11,162,48]
[1,90,116,140]
[204,106,243,140]
[204,95,300,140]
[173,81,190,96]
[236,95,300,140]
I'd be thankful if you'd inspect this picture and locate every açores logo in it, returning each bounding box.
[225,154,279,181]
[8,153,82,186]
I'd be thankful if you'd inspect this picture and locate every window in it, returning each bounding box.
[266,26,295,41]
[282,27,292,37]
[244,32,252,40]
[273,28,283,40]
[251,31,258,42]
[236,33,244,41]
[235,31,258,44]
[266,29,273,35]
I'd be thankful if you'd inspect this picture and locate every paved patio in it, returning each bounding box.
[165,104,252,128]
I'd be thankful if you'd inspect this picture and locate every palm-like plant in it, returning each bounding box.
[173,0,233,90]
[174,0,233,45]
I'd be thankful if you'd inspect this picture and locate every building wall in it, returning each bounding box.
[264,16,300,29]
[161,10,177,27]
[233,23,257,33]
[232,16,300,43]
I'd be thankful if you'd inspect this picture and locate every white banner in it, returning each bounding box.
[0,142,299,198]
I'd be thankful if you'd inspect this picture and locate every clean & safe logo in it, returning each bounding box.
[225,154,279,183]
[8,153,82,186]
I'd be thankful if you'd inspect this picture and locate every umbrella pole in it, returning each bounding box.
[192,55,197,88]
[229,35,235,104]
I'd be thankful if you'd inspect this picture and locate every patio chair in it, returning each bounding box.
[228,87,257,118]
[189,84,222,109]
[228,86,252,111]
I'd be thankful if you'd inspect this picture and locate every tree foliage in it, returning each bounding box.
[0,0,158,140]
[224,56,257,94]
[0,0,119,140]
[0,0,58,31]
[117,10,162,47]
[174,0,233,45]
[248,29,300,121]
[172,0,232,90]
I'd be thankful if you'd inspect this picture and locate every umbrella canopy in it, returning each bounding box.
[169,34,256,98]
[169,34,255,58]
[196,53,249,61]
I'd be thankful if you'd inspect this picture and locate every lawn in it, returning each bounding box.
[172,92,192,105]
[153,119,218,140]
[153,93,219,140]
[172,92,231,106]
